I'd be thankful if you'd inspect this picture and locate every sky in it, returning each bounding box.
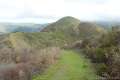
[0,0,120,23]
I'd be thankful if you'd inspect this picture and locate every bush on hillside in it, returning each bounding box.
[77,27,120,79]
[0,47,61,80]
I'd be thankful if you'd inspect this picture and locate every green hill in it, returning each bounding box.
[43,17,105,39]
[42,16,80,32]
[1,16,106,50]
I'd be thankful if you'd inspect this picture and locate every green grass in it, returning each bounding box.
[33,50,98,80]
[9,32,77,49]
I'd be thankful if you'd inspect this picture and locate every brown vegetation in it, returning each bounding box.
[0,47,61,80]
[0,63,31,80]
[79,27,120,80]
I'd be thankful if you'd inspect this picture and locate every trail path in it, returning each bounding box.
[33,50,98,80]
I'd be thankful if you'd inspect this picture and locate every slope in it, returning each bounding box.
[42,16,80,32]
[43,17,106,39]
[9,32,75,49]
[77,22,106,38]
[8,16,105,50]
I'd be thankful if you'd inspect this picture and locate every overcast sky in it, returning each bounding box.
[0,0,120,23]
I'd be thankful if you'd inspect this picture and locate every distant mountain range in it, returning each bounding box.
[0,18,120,34]
[95,21,120,29]
[0,23,48,33]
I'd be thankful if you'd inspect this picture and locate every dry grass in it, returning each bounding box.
[0,47,61,80]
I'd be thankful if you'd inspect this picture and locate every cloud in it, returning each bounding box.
[63,0,120,21]
[0,0,120,22]
[24,0,65,17]
[0,0,24,18]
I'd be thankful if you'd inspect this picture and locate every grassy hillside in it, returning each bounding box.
[9,32,76,49]
[4,16,105,50]
[42,16,80,32]
[33,50,98,80]
[43,17,105,39]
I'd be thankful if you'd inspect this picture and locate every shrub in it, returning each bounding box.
[0,63,31,80]
[82,27,120,79]
[0,47,61,80]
